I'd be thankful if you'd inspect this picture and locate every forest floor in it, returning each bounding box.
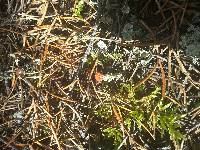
[0,0,200,149]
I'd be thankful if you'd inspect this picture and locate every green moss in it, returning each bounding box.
[73,0,85,18]
[95,83,185,148]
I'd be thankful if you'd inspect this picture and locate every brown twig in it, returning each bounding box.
[158,59,166,98]
[133,61,158,90]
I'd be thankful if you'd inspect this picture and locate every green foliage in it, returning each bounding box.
[103,127,123,148]
[73,0,85,18]
[95,83,185,148]
[103,52,123,61]
[94,104,111,119]
[157,103,184,141]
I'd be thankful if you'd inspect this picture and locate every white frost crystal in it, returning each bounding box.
[97,40,107,50]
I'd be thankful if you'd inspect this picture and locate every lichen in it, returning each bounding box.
[180,21,200,57]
